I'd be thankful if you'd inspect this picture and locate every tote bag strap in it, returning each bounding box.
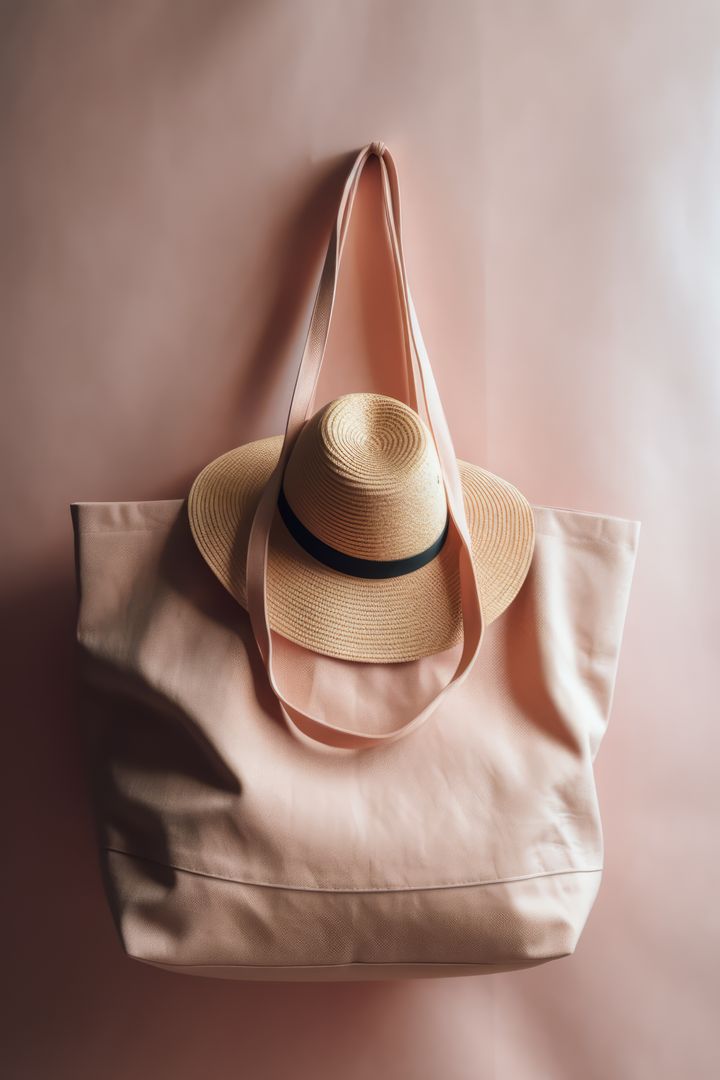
[316,144,421,416]
[245,142,485,750]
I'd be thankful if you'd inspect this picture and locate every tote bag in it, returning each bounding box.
[70,142,641,981]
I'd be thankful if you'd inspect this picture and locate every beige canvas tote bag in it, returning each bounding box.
[70,142,641,981]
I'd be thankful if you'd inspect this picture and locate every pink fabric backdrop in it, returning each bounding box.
[2,1,717,1077]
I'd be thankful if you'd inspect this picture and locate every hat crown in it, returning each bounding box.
[282,393,447,561]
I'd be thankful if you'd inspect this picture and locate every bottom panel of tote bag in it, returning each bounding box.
[71,497,639,982]
[102,849,602,982]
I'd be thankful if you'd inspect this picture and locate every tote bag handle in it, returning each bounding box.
[314,143,422,416]
[245,142,485,750]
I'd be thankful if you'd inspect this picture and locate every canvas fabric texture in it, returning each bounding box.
[71,495,639,980]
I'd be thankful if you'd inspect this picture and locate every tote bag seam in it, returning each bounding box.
[104,845,602,893]
[133,955,566,971]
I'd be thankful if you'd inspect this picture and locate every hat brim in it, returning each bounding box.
[188,435,535,663]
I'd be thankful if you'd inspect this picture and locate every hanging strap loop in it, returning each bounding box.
[245,143,485,750]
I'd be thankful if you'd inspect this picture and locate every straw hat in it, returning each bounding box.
[188,392,535,663]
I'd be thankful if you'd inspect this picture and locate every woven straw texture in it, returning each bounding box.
[188,393,535,663]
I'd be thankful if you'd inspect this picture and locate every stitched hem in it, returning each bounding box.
[104,846,602,894]
[133,955,562,971]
